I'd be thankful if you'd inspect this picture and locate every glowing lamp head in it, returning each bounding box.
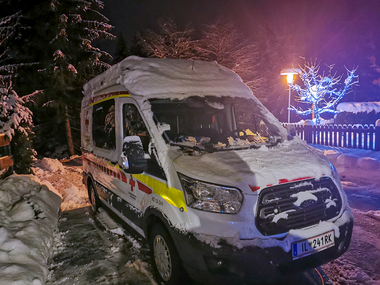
[286,73,294,84]
[281,68,301,84]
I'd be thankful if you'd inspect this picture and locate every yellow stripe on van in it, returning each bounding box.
[85,155,187,212]
[133,174,154,189]
[153,179,187,212]
[133,174,187,212]
[90,94,130,106]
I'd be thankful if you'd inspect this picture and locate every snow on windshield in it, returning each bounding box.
[150,96,286,151]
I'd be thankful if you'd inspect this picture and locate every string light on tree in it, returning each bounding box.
[288,60,359,124]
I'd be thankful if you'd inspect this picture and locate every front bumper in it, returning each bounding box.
[170,208,353,284]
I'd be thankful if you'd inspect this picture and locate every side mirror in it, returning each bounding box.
[120,136,148,174]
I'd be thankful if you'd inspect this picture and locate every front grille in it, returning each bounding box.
[256,177,342,236]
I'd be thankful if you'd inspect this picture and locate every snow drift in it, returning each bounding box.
[0,175,61,285]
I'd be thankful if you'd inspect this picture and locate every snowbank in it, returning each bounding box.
[337,102,380,114]
[0,175,61,285]
[32,156,90,211]
[312,144,380,186]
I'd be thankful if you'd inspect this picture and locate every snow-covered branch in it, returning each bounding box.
[289,61,359,124]
[0,78,33,140]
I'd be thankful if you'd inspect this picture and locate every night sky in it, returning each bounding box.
[100,0,380,101]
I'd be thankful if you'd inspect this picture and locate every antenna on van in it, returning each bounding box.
[192,60,195,70]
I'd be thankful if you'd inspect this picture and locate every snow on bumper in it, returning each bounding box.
[171,208,353,284]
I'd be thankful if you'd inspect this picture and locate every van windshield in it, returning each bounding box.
[150,97,285,151]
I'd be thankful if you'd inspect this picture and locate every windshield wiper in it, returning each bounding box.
[170,142,217,153]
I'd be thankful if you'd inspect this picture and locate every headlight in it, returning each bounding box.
[330,162,339,179]
[178,174,243,214]
[329,162,348,208]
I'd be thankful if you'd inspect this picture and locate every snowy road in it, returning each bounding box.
[47,207,331,285]
[321,180,380,285]
[343,180,380,211]
[346,191,380,211]
[47,207,155,285]
[46,183,380,285]
[34,156,379,285]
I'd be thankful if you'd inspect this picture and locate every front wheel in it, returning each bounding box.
[149,223,186,285]
[88,182,100,212]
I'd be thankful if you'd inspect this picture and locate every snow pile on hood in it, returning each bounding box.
[0,175,61,285]
[337,101,380,114]
[83,56,253,100]
[174,137,331,189]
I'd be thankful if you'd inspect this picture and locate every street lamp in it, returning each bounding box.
[281,68,300,123]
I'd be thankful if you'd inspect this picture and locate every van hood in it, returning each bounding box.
[172,138,332,193]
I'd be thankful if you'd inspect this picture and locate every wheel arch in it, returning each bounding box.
[143,207,174,241]
[84,172,95,194]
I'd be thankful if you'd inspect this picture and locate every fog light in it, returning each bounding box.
[204,256,229,273]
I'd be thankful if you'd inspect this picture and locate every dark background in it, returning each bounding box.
[99,0,380,103]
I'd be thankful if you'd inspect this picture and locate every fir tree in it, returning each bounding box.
[44,0,115,156]
[0,1,39,172]
[127,32,149,58]
[113,33,129,64]
[0,76,34,173]
[0,0,52,95]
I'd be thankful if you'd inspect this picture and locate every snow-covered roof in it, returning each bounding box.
[336,102,380,114]
[83,56,253,100]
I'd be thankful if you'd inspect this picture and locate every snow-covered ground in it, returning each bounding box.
[0,175,61,284]
[311,144,380,285]
[31,156,90,211]
[312,144,380,195]
[1,145,380,284]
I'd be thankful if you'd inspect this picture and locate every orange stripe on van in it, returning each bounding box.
[83,152,186,211]
[137,181,153,194]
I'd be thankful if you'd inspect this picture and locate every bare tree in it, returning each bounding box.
[198,19,263,93]
[289,60,359,124]
[139,18,264,96]
[140,18,201,59]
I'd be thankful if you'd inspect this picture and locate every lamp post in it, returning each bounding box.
[281,68,299,123]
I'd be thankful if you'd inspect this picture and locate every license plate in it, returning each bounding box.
[292,230,335,260]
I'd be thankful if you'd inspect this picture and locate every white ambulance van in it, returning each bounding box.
[81,56,353,284]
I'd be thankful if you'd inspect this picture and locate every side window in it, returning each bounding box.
[92,99,116,150]
[124,104,148,140]
[123,104,165,179]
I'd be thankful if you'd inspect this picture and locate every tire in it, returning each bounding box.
[88,182,100,213]
[149,223,186,285]
[305,267,331,285]
[286,267,331,285]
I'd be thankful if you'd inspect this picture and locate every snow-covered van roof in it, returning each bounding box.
[83,56,253,103]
